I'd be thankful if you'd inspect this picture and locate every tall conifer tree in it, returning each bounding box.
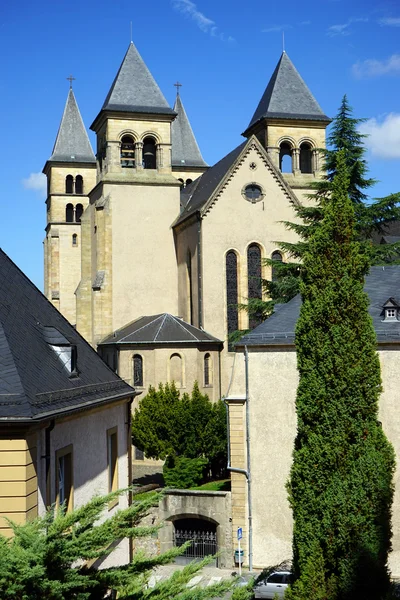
[286,151,395,600]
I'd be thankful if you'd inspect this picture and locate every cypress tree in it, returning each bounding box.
[286,151,395,600]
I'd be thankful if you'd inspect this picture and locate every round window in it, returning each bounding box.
[243,184,263,203]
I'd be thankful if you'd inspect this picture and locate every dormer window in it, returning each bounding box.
[42,326,79,377]
[382,298,400,321]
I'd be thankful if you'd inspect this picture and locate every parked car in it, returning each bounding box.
[254,571,292,599]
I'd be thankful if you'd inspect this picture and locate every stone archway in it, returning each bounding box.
[173,516,218,566]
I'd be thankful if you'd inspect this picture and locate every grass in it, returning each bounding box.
[190,479,231,492]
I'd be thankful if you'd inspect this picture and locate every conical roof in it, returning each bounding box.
[171,94,207,168]
[247,52,330,129]
[101,42,174,115]
[49,89,95,163]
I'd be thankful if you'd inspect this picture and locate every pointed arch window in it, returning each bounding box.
[142,137,156,169]
[187,249,193,325]
[133,354,143,387]
[226,251,238,350]
[120,135,135,168]
[247,244,262,330]
[66,203,74,223]
[65,175,74,194]
[170,353,182,388]
[204,353,213,387]
[75,204,83,223]
[300,143,312,174]
[271,251,283,282]
[75,175,83,194]
[279,143,293,173]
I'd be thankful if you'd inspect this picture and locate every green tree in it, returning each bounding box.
[286,151,395,600]
[242,96,400,328]
[131,382,227,487]
[0,491,233,599]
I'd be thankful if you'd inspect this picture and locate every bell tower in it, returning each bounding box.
[43,86,96,326]
[76,42,181,346]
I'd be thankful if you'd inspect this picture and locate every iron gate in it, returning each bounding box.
[173,527,217,564]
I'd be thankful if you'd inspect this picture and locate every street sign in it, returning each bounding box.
[237,527,242,540]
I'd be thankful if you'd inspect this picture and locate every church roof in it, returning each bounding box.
[171,94,208,168]
[99,313,222,345]
[237,266,400,348]
[48,89,96,164]
[246,52,330,130]
[101,42,175,116]
[0,249,133,421]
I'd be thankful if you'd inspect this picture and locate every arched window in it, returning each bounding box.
[271,250,283,282]
[204,353,213,387]
[226,251,238,349]
[75,204,83,223]
[72,234,78,247]
[170,353,182,388]
[75,175,83,194]
[142,137,156,169]
[279,143,293,173]
[66,203,74,223]
[133,354,143,387]
[187,249,193,325]
[120,135,135,168]
[300,143,312,174]
[186,178,193,186]
[247,244,262,330]
[65,175,74,194]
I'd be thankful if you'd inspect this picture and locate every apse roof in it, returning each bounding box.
[171,94,208,168]
[246,52,330,130]
[48,89,96,164]
[237,266,400,347]
[100,42,175,116]
[100,313,222,345]
[0,249,133,421]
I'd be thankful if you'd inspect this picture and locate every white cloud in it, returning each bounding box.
[352,54,400,78]
[262,24,292,33]
[327,17,368,36]
[379,17,400,27]
[359,113,400,159]
[22,172,47,197]
[171,0,234,41]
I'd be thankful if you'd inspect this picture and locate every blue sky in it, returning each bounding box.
[1,0,400,288]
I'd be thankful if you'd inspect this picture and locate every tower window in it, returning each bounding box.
[75,175,83,194]
[65,175,74,194]
[66,203,74,223]
[72,234,78,246]
[247,244,262,330]
[186,179,193,186]
[271,250,283,282]
[142,137,156,169]
[133,354,143,387]
[300,143,312,174]
[226,250,239,350]
[279,143,293,173]
[75,204,83,223]
[204,353,213,387]
[121,135,135,168]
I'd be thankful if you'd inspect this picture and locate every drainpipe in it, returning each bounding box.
[44,420,55,508]
[224,346,253,572]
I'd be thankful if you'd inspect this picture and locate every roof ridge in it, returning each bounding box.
[154,314,168,341]
[117,314,164,342]
[173,315,199,341]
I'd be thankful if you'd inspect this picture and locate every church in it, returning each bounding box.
[43,40,330,401]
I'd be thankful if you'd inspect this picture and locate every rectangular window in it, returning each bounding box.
[107,427,119,509]
[55,445,73,512]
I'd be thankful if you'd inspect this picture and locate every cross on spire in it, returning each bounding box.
[67,75,76,89]
[174,81,182,96]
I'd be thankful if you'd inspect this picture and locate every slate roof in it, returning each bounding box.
[171,94,208,168]
[237,266,400,347]
[175,140,247,225]
[48,89,96,164]
[99,314,222,345]
[100,42,174,116]
[246,52,330,130]
[0,249,133,421]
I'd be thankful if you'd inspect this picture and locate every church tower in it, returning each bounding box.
[242,52,331,203]
[43,87,96,326]
[76,42,181,346]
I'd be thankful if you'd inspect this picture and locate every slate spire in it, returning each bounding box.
[101,42,174,115]
[49,89,95,163]
[247,52,330,130]
[171,94,207,168]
